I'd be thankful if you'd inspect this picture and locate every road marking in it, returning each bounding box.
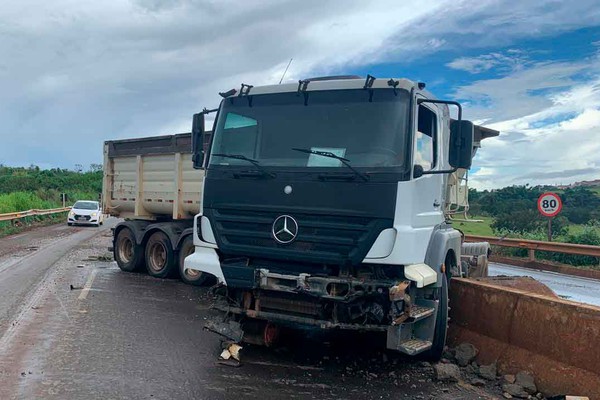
[78,269,97,300]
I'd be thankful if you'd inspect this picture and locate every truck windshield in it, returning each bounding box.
[209,88,410,169]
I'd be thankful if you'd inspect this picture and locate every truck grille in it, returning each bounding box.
[206,208,392,265]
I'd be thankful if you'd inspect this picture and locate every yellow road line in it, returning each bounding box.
[78,269,97,300]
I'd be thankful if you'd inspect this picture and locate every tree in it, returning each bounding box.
[491,210,542,234]
[89,164,103,173]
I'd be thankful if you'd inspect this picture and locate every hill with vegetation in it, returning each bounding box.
[0,165,102,213]
[458,184,600,267]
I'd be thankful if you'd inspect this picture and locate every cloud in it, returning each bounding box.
[447,51,528,74]
[0,0,599,178]
[463,61,600,189]
[515,167,600,180]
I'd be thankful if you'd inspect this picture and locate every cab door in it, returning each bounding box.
[411,100,444,228]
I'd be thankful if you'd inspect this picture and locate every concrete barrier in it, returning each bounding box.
[449,278,600,399]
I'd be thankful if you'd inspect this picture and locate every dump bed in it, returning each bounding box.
[102,133,205,220]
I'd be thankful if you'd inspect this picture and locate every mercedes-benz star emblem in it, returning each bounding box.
[272,215,298,244]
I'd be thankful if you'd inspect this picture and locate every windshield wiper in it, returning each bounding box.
[211,153,276,178]
[291,148,369,182]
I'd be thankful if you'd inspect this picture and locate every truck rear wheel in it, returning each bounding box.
[423,274,449,361]
[114,227,144,272]
[178,235,209,286]
[145,231,176,278]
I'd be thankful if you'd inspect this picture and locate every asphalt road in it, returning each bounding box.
[488,262,600,306]
[0,222,497,400]
[0,223,108,331]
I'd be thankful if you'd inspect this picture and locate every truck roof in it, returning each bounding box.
[224,77,427,98]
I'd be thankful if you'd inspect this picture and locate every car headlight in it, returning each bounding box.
[69,211,75,216]
[91,212,97,217]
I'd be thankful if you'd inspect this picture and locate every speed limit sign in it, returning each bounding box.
[537,192,562,217]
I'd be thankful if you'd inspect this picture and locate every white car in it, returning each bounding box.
[67,201,104,227]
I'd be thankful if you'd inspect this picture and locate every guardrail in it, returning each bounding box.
[464,234,600,259]
[0,207,71,222]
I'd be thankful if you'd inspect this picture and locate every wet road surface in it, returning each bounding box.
[489,262,600,306]
[0,224,498,399]
[0,222,112,333]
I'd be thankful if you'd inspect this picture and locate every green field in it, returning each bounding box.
[452,215,600,239]
[451,216,494,236]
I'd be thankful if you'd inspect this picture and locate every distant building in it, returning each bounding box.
[556,179,600,189]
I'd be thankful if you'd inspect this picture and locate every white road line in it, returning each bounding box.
[78,269,97,300]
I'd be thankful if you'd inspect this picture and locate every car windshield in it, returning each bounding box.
[73,201,98,210]
[209,88,410,169]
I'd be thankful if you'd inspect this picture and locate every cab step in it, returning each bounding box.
[398,339,432,355]
[409,305,435,321]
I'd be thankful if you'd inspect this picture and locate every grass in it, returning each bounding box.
[0,213,67,238]
[452,215,600,239]
[0,191,59,214]
[451,215,495,236]
[0,190,94,237]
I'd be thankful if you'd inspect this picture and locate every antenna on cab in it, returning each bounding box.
[279,58,293,84]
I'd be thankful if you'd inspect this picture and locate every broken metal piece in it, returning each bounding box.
[217,358,241,367]
[204,319,244,343]
[389,281,410,301]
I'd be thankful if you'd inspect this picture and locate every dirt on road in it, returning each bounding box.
[0,223,503,400]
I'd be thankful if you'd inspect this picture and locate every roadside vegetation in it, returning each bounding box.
[456,184,600,267]
[0,165,103,236]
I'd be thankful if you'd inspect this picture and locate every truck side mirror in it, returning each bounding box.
[191,112,205,169]
[449,120,474,169]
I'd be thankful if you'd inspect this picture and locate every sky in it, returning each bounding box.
[0,0,599,189]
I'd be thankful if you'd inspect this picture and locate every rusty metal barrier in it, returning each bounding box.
[464,234,600,259]
[0,207,71,222]
[449,277,600,398]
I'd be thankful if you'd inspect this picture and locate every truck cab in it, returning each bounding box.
[185,76,497,359]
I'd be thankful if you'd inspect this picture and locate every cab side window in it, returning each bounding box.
[416,105,437,171]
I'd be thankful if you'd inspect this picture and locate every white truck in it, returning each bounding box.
[185,75,499,359]
[105,75,497,360]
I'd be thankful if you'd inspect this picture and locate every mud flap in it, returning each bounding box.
[204,319,244,343]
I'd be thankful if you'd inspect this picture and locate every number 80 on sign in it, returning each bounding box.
[537,192,562,217]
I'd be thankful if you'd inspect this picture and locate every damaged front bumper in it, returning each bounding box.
[188,246,442,355]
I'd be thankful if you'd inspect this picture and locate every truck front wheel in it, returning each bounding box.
[423,273,449,361]
[114,227,144,272]
[145,231,176,278]
[178,235,210,286]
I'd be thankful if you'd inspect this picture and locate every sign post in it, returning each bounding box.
[537,192,562,241]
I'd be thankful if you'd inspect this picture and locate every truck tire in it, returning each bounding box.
[114,227,144,272]
[423,274,449,361]
[145,231,176,278]
[178,235,210,286]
